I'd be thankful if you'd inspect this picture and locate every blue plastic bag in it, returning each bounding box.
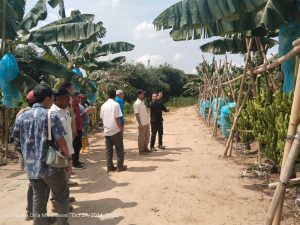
[279,23,300,93]
[87,81,97,103]
[71,68,83,91]
[0,53,19,82]
[220,102,236,138]
[0,76,21,108]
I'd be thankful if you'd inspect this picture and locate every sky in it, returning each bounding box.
[26,0,253,74]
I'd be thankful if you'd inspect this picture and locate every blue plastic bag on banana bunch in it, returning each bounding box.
[0,53,19,82]
[0,76,21,108]
[220,102,236,138]
[72,68,83,91]
[87,81,97,103]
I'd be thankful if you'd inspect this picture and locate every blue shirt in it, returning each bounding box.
[115,96,124,125]
[13,103,66,179]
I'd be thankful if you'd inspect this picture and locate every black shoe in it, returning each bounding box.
[158,145,166,149]
[79,161,86,165]
[73,164,85,170]
[25,212,32,221]
[107,166,117,172]
[117,165,127,172]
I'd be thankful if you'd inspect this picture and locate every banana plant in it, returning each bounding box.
[154,0,300,93]
[200,35,278,55]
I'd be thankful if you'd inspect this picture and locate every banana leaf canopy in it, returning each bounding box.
[200,36,278,55]
[153,0,296,40]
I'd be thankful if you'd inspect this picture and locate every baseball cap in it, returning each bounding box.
[116,90,123,95]
[26,90,36,105]
[33,85,54,102]
[53,87,72,97]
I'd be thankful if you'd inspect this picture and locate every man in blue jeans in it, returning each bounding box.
[13,85,72,225]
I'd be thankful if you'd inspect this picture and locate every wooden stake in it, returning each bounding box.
[223,37,253,157]
[1,0,8,160]
[271,57,300,225]
[266,124,300,225]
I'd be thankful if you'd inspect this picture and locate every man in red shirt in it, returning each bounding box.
[71,90,84,169]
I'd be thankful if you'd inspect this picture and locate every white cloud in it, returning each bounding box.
[134,21,159,40]
[99,0,122,7]
[173,52,183,61]
[135,54,165,67]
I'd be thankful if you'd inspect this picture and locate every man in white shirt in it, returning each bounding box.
[100,90,127,172]
[133,89,151,155]
[49,87,77,211]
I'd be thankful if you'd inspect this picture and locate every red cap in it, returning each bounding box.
[26,90,36,104]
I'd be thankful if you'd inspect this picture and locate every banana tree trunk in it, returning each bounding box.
[1,0,8,160]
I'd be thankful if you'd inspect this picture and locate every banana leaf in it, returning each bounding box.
[75,41,134,59]
[0,0,26,39]
[169,7,285,41]
[19,0,66,32]
[29,58,97,92]
[200,36,278,55]
[12,72,38,93]
[47,0,63,8]
[153,0,267,30]
[41,14,95,29]
[21,22,106,45]
[19,0,48,32]
[155,0,294,41]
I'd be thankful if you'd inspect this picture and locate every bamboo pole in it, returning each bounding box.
[1,0,8,160]
[271,57,300,225]
[266,124,300,225]
[228,84,252,157]
[224,56,236,101]
[268,177,300,189]
[223,38,253,157]
[212,85,220,137]
[221,40,300,86]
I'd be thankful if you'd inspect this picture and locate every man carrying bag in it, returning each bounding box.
[13,85,72,225]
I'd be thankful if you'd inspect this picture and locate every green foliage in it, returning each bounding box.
[238,89,294,166]
[166,96,197,107]
[200,35,278,55]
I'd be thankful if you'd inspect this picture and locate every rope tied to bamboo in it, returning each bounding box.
[284,135,295,142]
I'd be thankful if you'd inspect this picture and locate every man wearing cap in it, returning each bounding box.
[133,90,151,155]
[13,85,71,225]
[100,90,127,172]
[115,90,125,128]
[70,90,84,169]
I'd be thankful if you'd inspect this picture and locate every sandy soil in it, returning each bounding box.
[0,106,287,225]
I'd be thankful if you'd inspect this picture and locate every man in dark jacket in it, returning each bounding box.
[150,92,169,151]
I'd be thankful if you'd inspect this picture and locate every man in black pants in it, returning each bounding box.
[70,91,85,169]
[150,92,169,151]
[100,90,127,172]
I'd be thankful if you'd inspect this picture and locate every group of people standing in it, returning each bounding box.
[13,83,93,225]
[12,84,168,225]
[101,89,169,172]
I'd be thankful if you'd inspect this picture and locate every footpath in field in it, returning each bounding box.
[0,106,275,225]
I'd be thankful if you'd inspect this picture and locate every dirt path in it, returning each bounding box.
[0,106,272,225]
